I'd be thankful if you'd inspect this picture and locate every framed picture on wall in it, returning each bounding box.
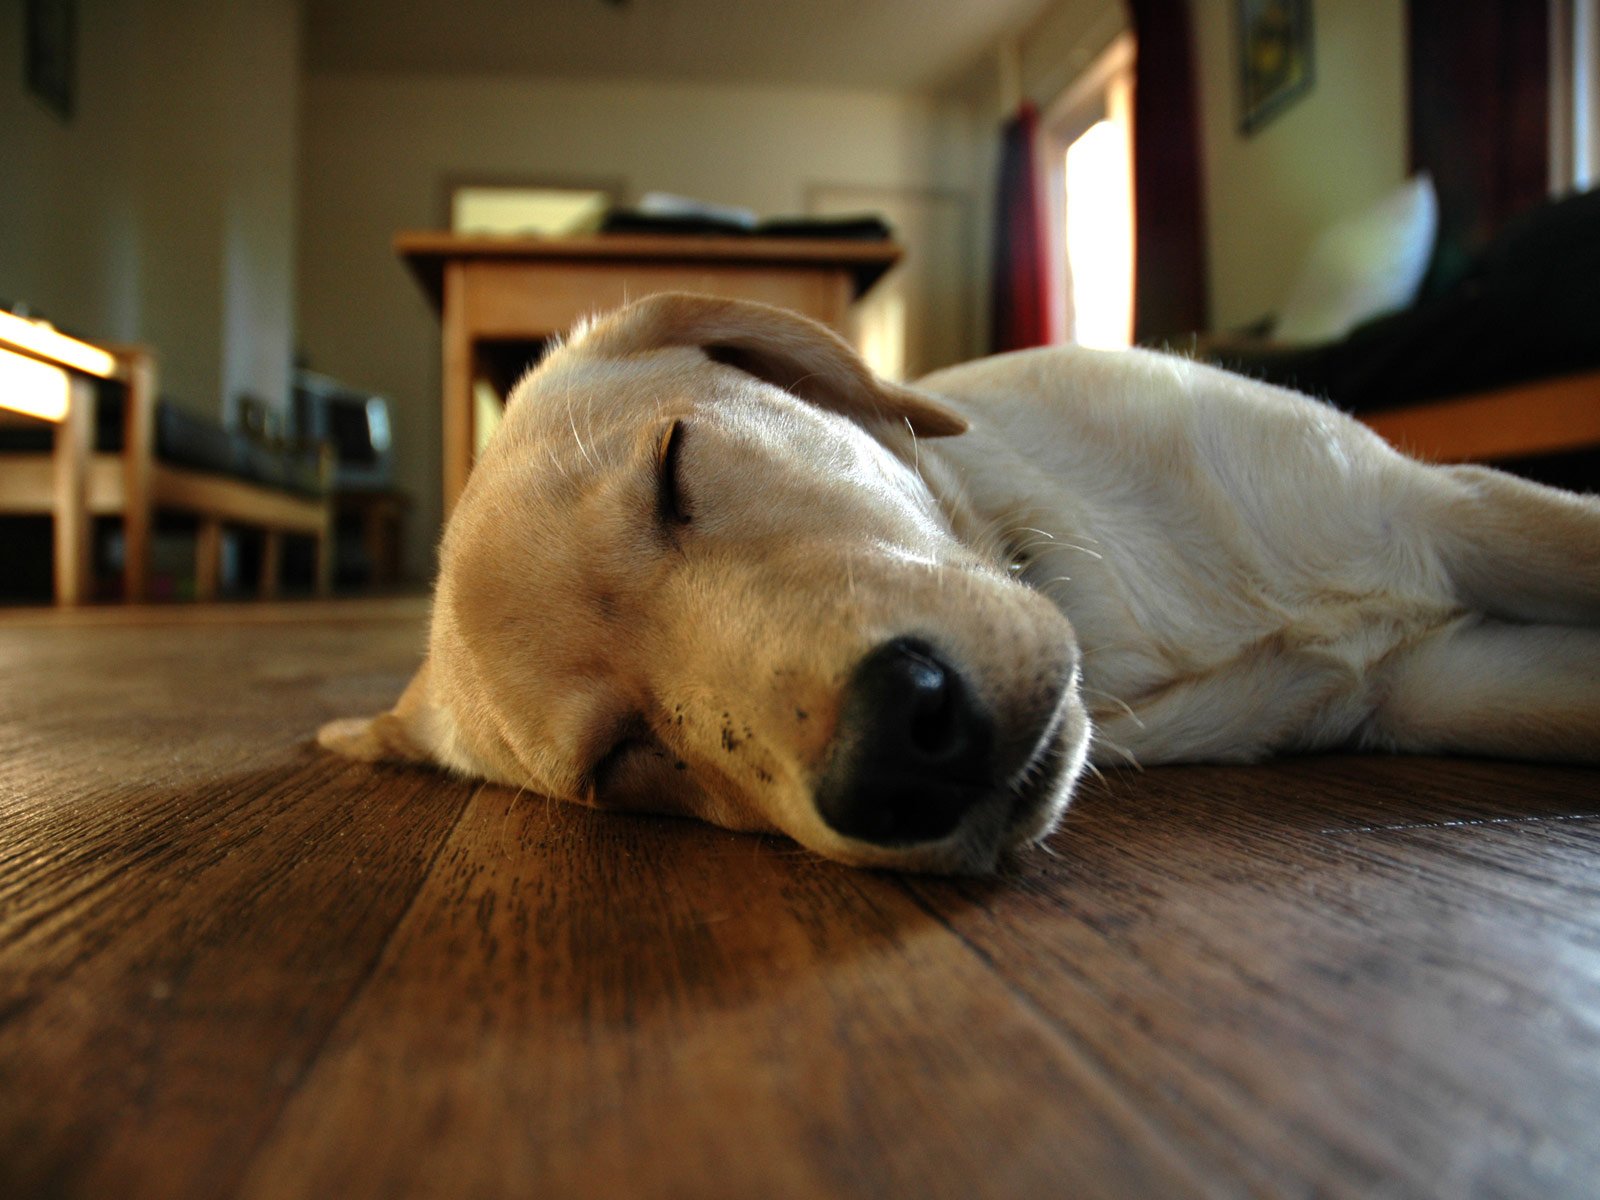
[25,0,76,121]
[1238,0,1314,135]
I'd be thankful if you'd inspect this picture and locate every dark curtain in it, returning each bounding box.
[1125,0,1210,343]
[989,101,1051,354]
[1408,0,1549,298]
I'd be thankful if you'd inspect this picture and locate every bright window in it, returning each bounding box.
[1045,34,1136,349]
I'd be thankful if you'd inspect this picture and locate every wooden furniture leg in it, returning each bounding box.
[441,262,474,521]
[259,530,282,600]
[195,518,223,603]
[313,520,333,598]
[52,375,94,606]
[363,503,399,587]
[120,349,156,601]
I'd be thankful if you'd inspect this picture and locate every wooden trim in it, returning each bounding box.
[1361,370,1600,463]
[458,259,857,338]
[0,309,122,380]
[396,231,902,309]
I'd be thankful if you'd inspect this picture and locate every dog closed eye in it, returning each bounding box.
[656,419,691,526]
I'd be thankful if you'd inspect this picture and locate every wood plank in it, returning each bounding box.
[0,309,122,381]
[235,783,1192,1200]
[1361,369,1600,463]
[0,604,472,1200]
[460,260,855,338]
[0,599,1597,1198]
[396,232,901,309]
[900,757,1600,1199]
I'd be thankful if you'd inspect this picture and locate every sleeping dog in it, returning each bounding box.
[321,293,1600,872]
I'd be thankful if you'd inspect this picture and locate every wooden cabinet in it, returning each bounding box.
[396,232,900,517]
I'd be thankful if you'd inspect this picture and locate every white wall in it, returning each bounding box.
[2,0,142,343]
[296,71,974,582]
[1193,0,1409,329]
[0,0,299,418]
[938,0,1408,339]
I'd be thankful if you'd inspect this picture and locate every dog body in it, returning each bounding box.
[323,294,1600,872]
[920,346,1598,767]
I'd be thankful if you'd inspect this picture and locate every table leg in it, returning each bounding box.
[442,262,474,520]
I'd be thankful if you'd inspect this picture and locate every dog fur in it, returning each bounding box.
[321,293,1600,873]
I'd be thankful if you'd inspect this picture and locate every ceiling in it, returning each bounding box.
[303,0,1053,92]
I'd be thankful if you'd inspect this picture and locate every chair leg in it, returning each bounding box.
[313,523,333,598]
[123,504,151,602]
[195,518,223,602]
[259,529,282,600]
[52,377,93,606]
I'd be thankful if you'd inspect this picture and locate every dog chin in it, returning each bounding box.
[1000,692,1091,854]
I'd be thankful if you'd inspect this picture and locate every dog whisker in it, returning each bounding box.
[904,416,923,483]
[1079,685,1145,730]
[1089,732,1143,770]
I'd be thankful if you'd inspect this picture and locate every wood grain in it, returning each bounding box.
[1,598,1597,1198]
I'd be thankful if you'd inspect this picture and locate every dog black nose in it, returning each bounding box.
[816,637,995,846]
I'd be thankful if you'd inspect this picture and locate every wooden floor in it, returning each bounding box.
[2,598,1598,1200]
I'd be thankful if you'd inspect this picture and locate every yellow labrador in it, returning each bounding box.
[322,293,1600,872]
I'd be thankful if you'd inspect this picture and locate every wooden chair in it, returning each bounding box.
[1,311,332,604]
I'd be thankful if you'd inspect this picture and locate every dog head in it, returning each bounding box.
[321,293,1088,872]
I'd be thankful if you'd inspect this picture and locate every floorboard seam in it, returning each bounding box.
[218,778,482,1198]
[1321,812,1600,834]
[892,881,1204,1188]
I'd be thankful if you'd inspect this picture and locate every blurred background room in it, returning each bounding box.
[3,0,1596,602]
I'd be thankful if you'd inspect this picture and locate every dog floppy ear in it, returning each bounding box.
[317,660,445,766]
[573,292,968,438]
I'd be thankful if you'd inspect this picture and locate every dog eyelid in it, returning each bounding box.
[655,419,690,526]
